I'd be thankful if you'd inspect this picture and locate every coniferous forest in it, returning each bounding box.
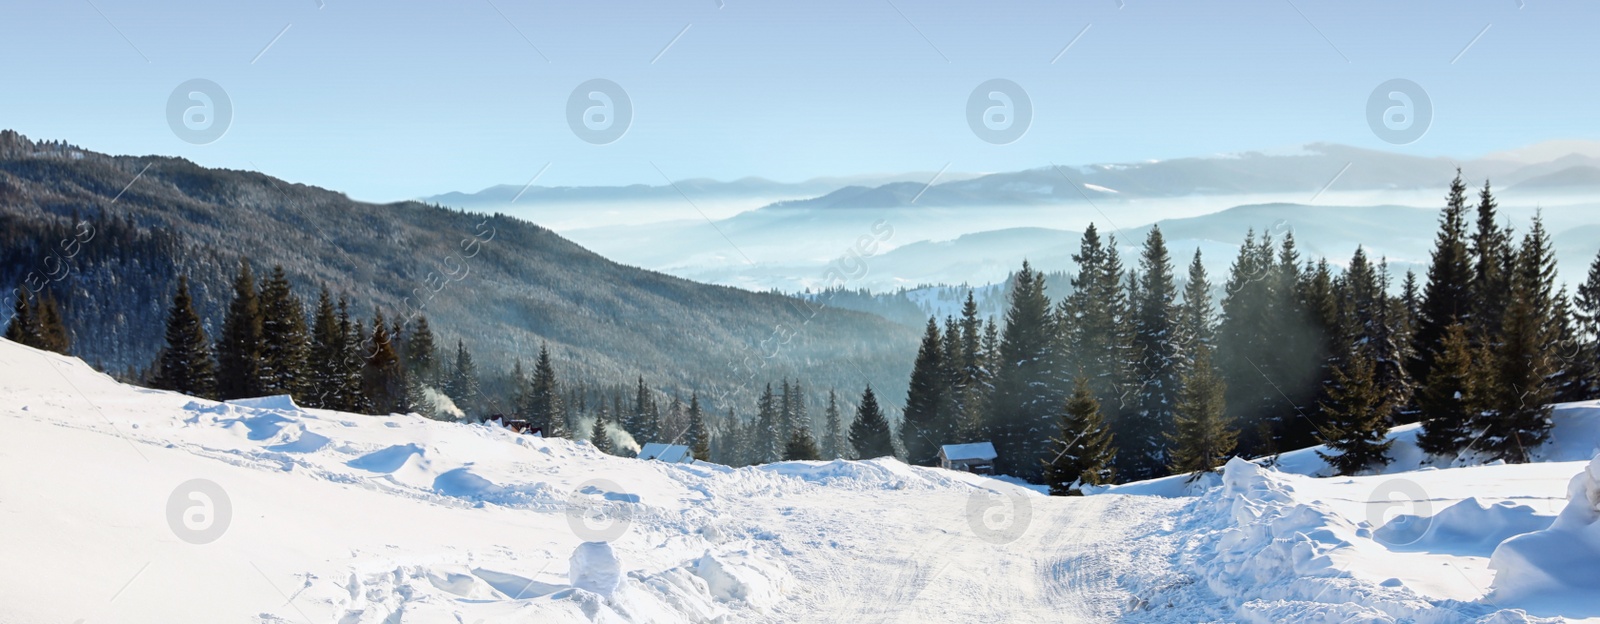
[6,138,1600,486]
[901,171,1600,490]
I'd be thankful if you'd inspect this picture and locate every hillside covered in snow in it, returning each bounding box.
[3,336,1597,623]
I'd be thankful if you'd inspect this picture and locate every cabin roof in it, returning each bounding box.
[638,443,694,463]
[940,442,997,461]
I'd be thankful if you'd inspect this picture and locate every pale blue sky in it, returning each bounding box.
[1,0,1593,201]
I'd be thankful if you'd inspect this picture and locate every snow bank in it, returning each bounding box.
[1489,455,1600,617]
[1152,458,1553,623]
[1270,401,1600,479]
[1376,498,1552,556]
[224,394,301,411]
[758,457,971,491]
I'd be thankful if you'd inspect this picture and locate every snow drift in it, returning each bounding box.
[1489,454,1600,617]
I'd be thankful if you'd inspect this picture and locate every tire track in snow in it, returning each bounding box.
[766,488,1179,623]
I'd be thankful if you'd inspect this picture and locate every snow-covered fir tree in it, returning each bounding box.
[1043,377,1116,495]
[1122,225,1181,481]
[985,261,1057,480]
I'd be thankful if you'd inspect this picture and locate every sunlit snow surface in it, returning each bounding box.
[2,338,1594,623]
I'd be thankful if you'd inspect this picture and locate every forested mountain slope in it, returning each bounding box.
[0,131,916,410]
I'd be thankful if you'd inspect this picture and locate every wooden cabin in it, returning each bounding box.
[939,442,997,474]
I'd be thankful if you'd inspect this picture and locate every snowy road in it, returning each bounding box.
[750,486,1185,623]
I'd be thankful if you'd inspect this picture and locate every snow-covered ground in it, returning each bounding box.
[2,337,1596,623]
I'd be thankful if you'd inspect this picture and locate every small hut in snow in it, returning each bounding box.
[939,442,997,474]
[637,443,694,464]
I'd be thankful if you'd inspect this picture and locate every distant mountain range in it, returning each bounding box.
[425,172,981,211]
[1511,165,1600,190]
[431,141,1600,217]
[764,143,1600,210]
[499,141,1600,295]
[0,131,918,411]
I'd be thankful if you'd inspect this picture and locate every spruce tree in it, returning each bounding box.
[404,316,440,387]
[1122,225,1181,481]
[1317,349,1396,475]
[1393,268,1423,423]
[216,261,263,400]
[1377,260,1415,414]
[791,382,809,442]
[1572,249,1600,401]
[1216,231,1272,455]
[1177,249,1214,352]
[1269,233,1328,453]
[4,288,40,347]
[362,311,404,414]
[1321,249,1395,466]
[628,376,661,443]
[941,316,964,412]
[1409,171,1475,403]
[446,339,480,414]
[35,291,70,354]
[687,393,710,461]
[1549,290,1589,403]
[510,359,530,421]
[849,385,895,459]
[304,287,341,409]
[257,265,309,399]
[822,388,847,459]
[1336,249,1411,424]
[754,383,781,463]
[981,318,1000,376]
[1166,344,1234,481]
[529,343,565,437]
[334,297,370,413]
[1400,269,1422,337]
[590,411,614,455]
[986,261,1057,480]
[1415,322,1486,458]
[405,374,441,419]
[784,426,822,461]
[1480,216,1559,463]
[1469,180,1513,343]
[952,291,989,441]
[1064,225,1131,411]
[151,277,217,398]
[721,407,743,465]
[1043,377,1117,495]
[901,317,948,466]
[779,379,795,442]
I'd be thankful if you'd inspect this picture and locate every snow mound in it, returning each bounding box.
[1489,455,1600,617]
[347,442,429,473]
[752,454,1011,496]
[432,466,561,507]
[569,541,624,598]
[759,457,980,492]
[224,394,300,411]
[1156,458,1553,623]
[1376,498,1553,556]
[693,549,788,611]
